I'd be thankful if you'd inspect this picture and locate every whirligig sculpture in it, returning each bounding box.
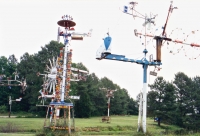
[36,14,91,134]
[96,1,177,133]
[0,69,26,117]
[97,1,200,134]
[0,70,27,93]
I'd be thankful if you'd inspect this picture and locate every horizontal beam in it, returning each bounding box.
[103,54,161,66]
[0,84,22,86]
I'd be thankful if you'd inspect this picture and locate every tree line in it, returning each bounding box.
[0,41,138,117]
[148,73,200,131]
[2,40,200,131]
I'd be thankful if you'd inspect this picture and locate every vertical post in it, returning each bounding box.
[72,101,75,131]
[9,96,11,118]
[156,38,162,62]
[68,106,71,134]
[142,49,148,133]
[142,64,147,133]
[54,107,57,127]
[61,39,68,102]
[50,106,53,123]
[64,108,66,126]
[108,97,110,117]
[44,106,50,127]
[137,92,142,132]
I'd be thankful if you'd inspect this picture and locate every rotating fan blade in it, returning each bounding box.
[49,81,52,93]
[53,81,55,94]
[55,59,57,69]
[46,79,50,89]
[143,21,148,27]
[52,56,55,67]
[49,59,52,68]
[45,74,47,81]
[46,65,50,70]
[148,13,152,30]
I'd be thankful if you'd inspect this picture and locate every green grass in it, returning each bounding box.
[0,118,44,131]
[0,115,199,135]
[0,133,34,136]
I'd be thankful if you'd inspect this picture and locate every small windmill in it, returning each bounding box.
[106,89,115,118]
[99,88,115,123]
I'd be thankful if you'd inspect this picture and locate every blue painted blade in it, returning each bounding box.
[104,36,112,50]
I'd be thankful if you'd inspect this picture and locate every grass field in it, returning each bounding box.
[0,115,199,136]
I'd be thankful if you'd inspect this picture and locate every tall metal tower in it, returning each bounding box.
[36,15,91,135]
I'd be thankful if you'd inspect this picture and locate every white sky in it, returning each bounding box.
[1,0,200,99]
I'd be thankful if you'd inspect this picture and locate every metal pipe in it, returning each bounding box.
[142,65,147,133]
[68,106,71,134]
[108,97,110,117]
[61,36,68,102]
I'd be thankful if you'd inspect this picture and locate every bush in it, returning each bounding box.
[0,105,7,113]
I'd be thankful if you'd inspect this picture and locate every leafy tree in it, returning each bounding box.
[161,82,176,124]
[86,73,107,116]
[0,55,22,113]
[147,90,158,118]
[127,97,138,115]
[0,40,138,118]
[173,72,193,128]
[8,54,18,65]
[111,88,130,115]
[191,76,200,131]
[148,77,176,126]
[99,77,116,90]
[74,81,92,118]
[16,41,63,114]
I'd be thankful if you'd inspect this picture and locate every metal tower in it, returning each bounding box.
[36,15,91,135]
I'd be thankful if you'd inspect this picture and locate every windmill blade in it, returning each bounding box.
[52,56,55,67]
[44,71,50,74]
[142,13,155,30]
[22,78,27,92]
[148,21,151,30]
[49,59,52,68]
[49,81,52,93]
[143,14,149,26]
[56,57,58,67]
[53,81,55,94]
[46,64,50,70]
[44,74,47,81]
[46,79,51,89]
[142,21,148,27]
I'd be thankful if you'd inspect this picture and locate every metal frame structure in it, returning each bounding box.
[97,46,161,132]
[36,15,91,135]
[0,72,26,117]
[100,88,115,123]
[8,96,22,118]
[96,1,178,133]
[0,74,27,93]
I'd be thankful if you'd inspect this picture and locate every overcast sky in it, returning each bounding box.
[1,0,200,99]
